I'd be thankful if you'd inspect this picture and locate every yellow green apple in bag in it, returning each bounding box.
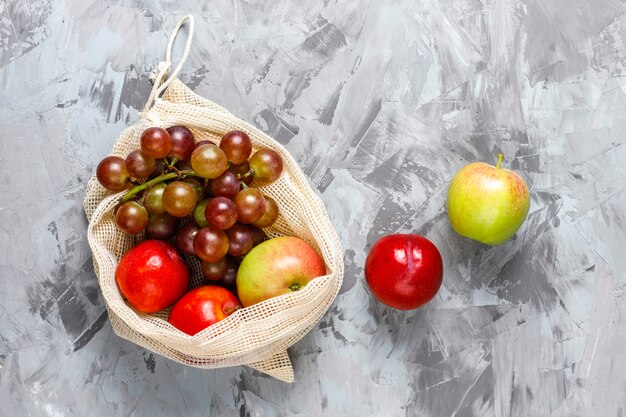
[236,236,326,307]
[446,154,530,245]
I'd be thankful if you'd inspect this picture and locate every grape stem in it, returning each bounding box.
[168,157,179,169]
[121,170,196,202]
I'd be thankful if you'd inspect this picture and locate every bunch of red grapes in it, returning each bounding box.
[96,126,283,290]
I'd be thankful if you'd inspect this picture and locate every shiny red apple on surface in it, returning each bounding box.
[115,240,189,313]
[236,236,326,307]
[365,234,443,310]
[168,285,241,336]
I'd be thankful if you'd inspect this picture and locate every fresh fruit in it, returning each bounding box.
[201,258,228,281]
[168,285,241,336]
[225,224,253,256]
[193,139,216,150]
[205,197,238,230]
[221,258,239,290]
[247,225,266,246]
[143,183,167,214]
[234,189,266,224]
[146,213,179,240]
[210,172,240,199]
[236,236,326,307]
[190,144,228,179]
[194,227,229,262]
[115,201,149,234]
[96,156,131,191]
[220,130,252,164]
[163,181,198,217]
[446,154,530,245]
[166,125,195,160]
[140,127,172,158]
[365,234,443,310]
[174,223,199,256]
[194,199,210,227]
[249,149,283,182]
[252,196,279,228]
[116,240,189,313]
[125,150,156,178]
[94,127,288,303]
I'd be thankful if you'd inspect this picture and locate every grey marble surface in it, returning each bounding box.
[2,1,626,416]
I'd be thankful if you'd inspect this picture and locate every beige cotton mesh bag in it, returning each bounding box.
[83,15,343,383]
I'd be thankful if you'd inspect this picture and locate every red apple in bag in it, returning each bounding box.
[115,240,189,313]
[168,286,241,336]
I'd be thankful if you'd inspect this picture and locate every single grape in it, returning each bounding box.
[200,258,228,281]
[220,130,252,164]
[194,199,210,227]
[150,159,168,178]
[125,150,156,178]
[163,181,198,217]
[183,178,205,201]
[225,224,253,256]
[205,197,238,230]
[247,225,267,246]
[175,223,200,256]
[96,156,131,191]
[190,144,228,179]
[234,188,267,224]
[193,140,216,151]
[221,259,238,289]
[115,201,149,234]
[252,196,279,228]
[146,213,179,240]
[193,228,229,262]
[249,149,283,182]
[209,172,240,199]
[140,127,173,158]
[167,126,195,160]
[143,183,167,214]
[228,161,253,185]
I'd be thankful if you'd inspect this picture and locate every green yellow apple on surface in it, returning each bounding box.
[446,154,530,245]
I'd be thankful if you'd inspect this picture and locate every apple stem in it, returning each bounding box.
[496,153,504,169]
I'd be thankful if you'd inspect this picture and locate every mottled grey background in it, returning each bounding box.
[1,0,625,416]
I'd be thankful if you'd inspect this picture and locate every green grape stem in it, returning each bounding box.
[121,170,196,202]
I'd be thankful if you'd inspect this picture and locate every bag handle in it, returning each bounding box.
[143,14,195,112]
